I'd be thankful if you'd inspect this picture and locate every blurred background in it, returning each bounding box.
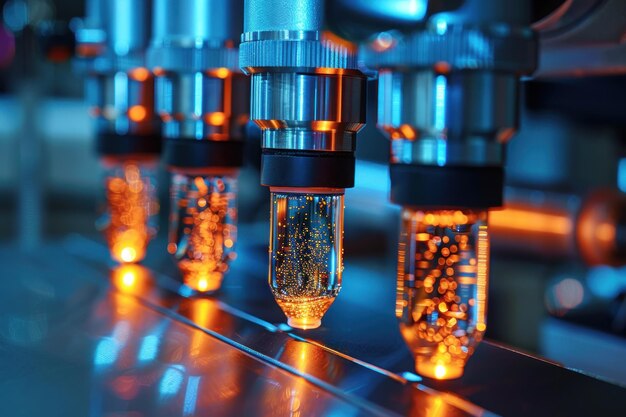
[0,0,625,388]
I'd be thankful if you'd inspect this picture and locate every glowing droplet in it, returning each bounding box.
[434,364,447,379]
[120,247,137,263]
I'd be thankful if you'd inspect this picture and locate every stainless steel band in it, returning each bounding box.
[364,21,536,167]
[155,71,249,141]
[147,43,239,73]
[239,30,359,72]
[241,0,366,159]
[147,0,248,144]
[85,70,157,138]
[251,72,365,152]
[380,70,517,166]
[362,23,537,73]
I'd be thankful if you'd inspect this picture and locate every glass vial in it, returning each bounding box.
[99,159,159,263]
[269,188,344,329]
[168,171,238,293]
[396,209,489,379]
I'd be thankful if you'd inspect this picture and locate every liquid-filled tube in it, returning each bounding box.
[396,208,489,379]
[99,159,159,264]
[168,171,238,293]
[269,188,344,329]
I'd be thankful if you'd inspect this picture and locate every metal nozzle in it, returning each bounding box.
[240,0,366,190]
[75,0,160,155]
[360,0,537,209]
[148,0,248,155]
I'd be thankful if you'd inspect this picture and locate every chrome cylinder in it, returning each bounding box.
[360,0,537,208]
[148,0,247,144]
[380,70,518,166]
[75,0,158,139]
[252,71,365,152]
[364,22,536,169]
[240,0,366,159]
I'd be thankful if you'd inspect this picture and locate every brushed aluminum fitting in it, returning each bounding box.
[75,0,159,140]
[364,21,537,167]
[75,0,153,74]
[362,24,537,73]
[240,0,366,154]
[147,0,248,142]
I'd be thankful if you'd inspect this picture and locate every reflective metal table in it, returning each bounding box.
[1,229,624,417]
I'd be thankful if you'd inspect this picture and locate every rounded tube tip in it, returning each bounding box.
[287,317,322,330]
[275,296,336,330]
[416,358,464,380]
[181,268,224,294]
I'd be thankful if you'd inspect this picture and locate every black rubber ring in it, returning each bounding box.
[96,133,162,157]
[164,139,244,169]
[390,164,504,209]
[261,150,355,188]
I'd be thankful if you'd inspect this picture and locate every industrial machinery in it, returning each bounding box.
[74,0,161,263]
[147,0,248,293]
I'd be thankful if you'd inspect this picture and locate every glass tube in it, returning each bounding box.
[396,208,489,379]
[98,158,159,263]
[168,171,238,293]
[269,188,344,329]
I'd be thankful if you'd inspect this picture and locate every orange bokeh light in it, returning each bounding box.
[204,112,226,126]
[128,105,148,122]
[213,67,230,79]
[129,67,151,82]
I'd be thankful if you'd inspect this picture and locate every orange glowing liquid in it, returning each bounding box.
[169,174,237,293]
[274,296,336,330]
[269,192,344,329]
[397,209,489,380]
[103,162,158,264]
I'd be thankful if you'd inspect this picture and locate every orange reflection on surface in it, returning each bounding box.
[104,162,158,264]
[263,341,315,417]
[174,298,240,412]
[111,264,154,296]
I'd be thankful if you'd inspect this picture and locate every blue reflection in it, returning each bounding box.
[3,0,28,32]
[353,160,389,193]
[114,71,129,135]
[401,371,422,382]
[179,284,194,298]
[112,1,131,55]
[160,365,185,397]
[435,20,447,35]
[587,266,626,299]
[434,75,446,132]
[94,338,120,366]
[194,71,203,139]
[138,334,160,362]
[618,158,626,192]
[467,31,490,63]
[183,376,201,416]
[434,75,447,166]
